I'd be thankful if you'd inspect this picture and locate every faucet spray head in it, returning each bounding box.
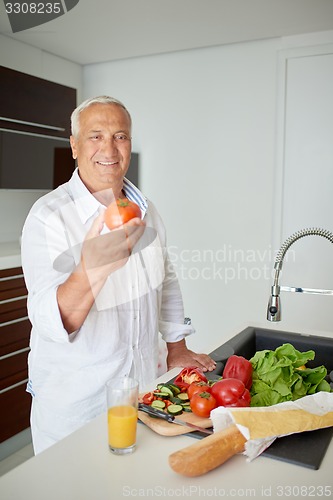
[267,285,281,321]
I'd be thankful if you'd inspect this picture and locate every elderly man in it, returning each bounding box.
[21,96,215,454]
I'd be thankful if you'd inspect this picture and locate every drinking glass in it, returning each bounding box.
[106,377,139,455]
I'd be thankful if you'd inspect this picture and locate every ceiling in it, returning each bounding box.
[1,0,333,65]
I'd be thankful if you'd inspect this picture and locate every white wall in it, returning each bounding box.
[0,35,83,243]
[83,32,333,353]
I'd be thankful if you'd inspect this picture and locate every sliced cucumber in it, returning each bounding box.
[158,385,174,397]
[182,406,192,412]
[177,392,189,402]
[156,383,181,396]
[167,404,183,416]
[170,396,183,405]
[168,383,181,395]
[153,391,170,399]
[151,399,166,410]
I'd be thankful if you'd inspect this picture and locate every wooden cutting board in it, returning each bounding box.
[138,410,212,436]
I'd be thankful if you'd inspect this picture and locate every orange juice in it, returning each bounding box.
[108,405,138,449]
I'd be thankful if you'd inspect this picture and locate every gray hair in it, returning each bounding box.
[70,95,132,138]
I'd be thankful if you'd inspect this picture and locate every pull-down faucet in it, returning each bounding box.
[267,228,333,321]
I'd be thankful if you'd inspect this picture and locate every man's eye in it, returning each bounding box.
[114,134,130,141]
[90,135,100,140]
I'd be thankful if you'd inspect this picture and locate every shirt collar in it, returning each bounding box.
[67,168,148,224]
[122,177,148,218]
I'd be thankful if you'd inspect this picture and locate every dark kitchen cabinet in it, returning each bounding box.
[0,66,75,138]
[0,66,77,189]
[0,267,31,443]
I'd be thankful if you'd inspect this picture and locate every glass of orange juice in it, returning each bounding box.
[106,377,139,455]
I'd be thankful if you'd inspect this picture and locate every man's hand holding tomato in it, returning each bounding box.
[82,202,145,279]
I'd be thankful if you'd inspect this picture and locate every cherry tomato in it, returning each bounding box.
[104,198,141,230]
[190,391,217,418]
[210,378,251,407]
[187,381,211,400]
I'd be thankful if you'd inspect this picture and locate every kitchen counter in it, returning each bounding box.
[0,241,21,269]
[0,367,332,500]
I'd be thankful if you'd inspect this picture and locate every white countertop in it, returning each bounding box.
[0,241,21,269]
[0,368,332,500]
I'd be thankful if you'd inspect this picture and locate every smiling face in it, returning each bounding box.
[70,103,132,196]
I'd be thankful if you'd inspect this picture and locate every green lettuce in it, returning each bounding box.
[249,343,331,407]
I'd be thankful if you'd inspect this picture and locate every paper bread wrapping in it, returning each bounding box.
[210,392,333,461]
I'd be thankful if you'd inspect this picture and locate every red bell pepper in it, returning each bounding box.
[173,366,208,388]
[211,378,251,407]
[142,391,155,404]
[222,354,253,389]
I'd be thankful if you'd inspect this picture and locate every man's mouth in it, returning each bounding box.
[97,161,118,166]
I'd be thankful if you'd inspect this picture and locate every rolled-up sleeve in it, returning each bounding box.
[158,250,195,343]
[21,208,76,343]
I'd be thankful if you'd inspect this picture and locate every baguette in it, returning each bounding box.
[169,425,247,477]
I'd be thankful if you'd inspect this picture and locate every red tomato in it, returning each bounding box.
[104,198,141,230]
[233,389,251,407]
[210,378,251,407]
[187,381,211,400]
[190,391,217,418]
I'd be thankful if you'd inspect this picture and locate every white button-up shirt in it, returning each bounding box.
[21,169,193,430]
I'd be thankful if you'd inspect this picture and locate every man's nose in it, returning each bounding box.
[101,138,118,156]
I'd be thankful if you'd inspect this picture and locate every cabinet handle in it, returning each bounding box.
[0,127,70,142]
[0,294,27,305]
[0,116,65,132]
[0,346,30,361]
[0,274,24,282]
[0,378,29,394]
[0,315,29,328]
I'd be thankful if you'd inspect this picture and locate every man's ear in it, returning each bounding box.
[70,135,77,160]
